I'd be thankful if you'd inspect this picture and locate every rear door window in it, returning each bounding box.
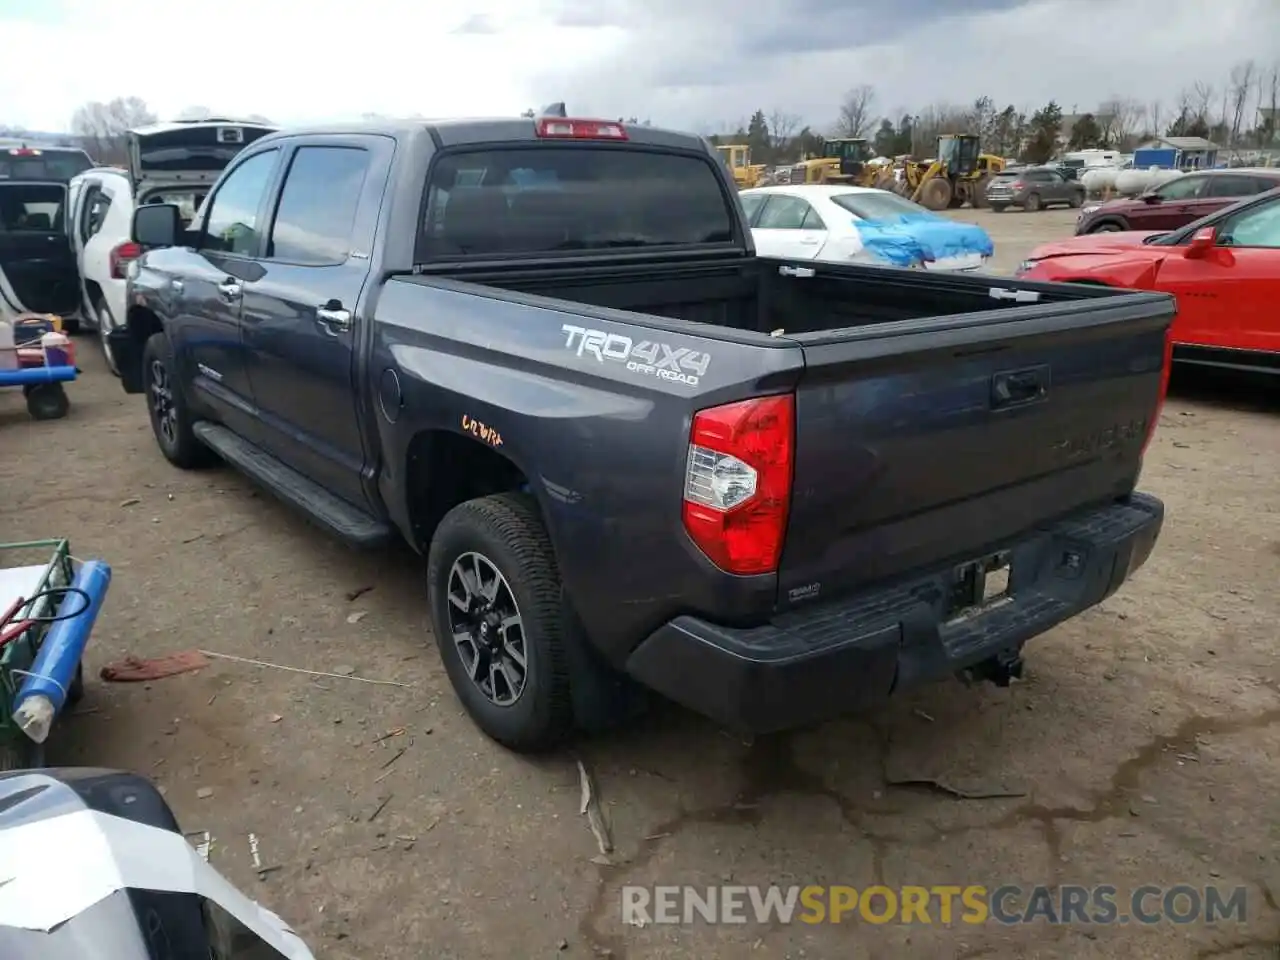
[266,146,370,264]
[756,195,821,230]
[419,146,734,259]
[1205,175,1259,198]
[1155,175,1207,200]
[739,192,767,225]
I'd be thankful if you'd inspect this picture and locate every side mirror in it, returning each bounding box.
[132,203,181,248]
[1140,192,1161,204]
[1183,226,1216,258]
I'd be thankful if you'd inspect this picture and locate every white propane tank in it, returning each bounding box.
[1116,168,1156,196]
[1081,167,1119,196]
[0,318,16,371]
[1148,168,1184,189]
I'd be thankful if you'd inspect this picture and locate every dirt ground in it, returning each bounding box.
[4,207,1278,959]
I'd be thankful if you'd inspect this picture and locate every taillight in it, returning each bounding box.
[7,147,40,157]
[534,117,628,140]
[1142,330,1174,453]
[682,394,794,575]
[109,241,142,279]
[1011,181,1024,190]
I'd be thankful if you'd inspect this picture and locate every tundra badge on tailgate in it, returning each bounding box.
[561,324,710,386]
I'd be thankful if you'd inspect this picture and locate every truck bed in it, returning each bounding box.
[407,255,1170,611]
[424,254,1104,335]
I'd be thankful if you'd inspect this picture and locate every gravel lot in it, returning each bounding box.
[5,208,1278,959]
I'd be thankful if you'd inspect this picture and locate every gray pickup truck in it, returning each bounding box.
[112,116,1172,750]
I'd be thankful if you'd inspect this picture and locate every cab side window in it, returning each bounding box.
[200,150,279,256]
[739,193,767,226]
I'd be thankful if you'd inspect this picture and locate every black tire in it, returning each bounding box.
[0,737,32,772]
[920,178,952,211]
[61,317,80,335]
[142,332,215,469]
[426,492,573,751]
[67,661,85,706]
[1024,193,1042,213]
[95,300,121,376]
[1068,192,1084,209]
[990,204,1008,213]
[26,383,68,420]
[1090,221,1125,233]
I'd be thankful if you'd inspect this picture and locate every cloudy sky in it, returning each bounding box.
[1,0,1276,134]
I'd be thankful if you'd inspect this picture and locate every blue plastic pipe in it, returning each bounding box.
[0,365,77,386]
[15,560,112,715]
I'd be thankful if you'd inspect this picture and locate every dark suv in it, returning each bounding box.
[0,141,94,181]
[1074,168,1280,235]
[985,166,1086,212]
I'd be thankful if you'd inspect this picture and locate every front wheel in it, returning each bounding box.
[142,333,215,468]
[1024,193,1042,213]
[427,493,573,751]
[1068,193,1084,209]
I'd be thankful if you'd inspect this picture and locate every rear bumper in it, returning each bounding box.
[626,493,1163,734]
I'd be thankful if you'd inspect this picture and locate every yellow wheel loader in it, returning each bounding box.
[897,134,1006,210]
[789,138,894,189]
[715,144,767,189]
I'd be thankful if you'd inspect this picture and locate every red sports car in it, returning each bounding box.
[1016,188,1280,374]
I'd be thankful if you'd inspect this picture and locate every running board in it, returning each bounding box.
[192,422,393,548]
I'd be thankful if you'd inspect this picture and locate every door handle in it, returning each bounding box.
[991,365,1050,409]
[316,303,352,335]
[799,236,821,245]
[218,277,242,301]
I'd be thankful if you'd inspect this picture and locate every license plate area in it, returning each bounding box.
[945,550,1013,624]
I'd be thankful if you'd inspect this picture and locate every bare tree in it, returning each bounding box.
[1098,97,1143,148]
[70,97,157,164]
[835,85,876,138]
[1146,100,1164,139]
[767,110,801,155]
[1190,81,1215,123]
[1227,60,1257,148]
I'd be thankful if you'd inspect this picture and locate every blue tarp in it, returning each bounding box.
[853,213,994,266]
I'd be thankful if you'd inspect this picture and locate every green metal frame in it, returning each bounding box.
[0,539,73,747]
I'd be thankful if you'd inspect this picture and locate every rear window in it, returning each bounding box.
[830,191,935,220]
[418,146,735,260]
[0,148,93,182]
[0,182,66,232]
[134,125,275,173]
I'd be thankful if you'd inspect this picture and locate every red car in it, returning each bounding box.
[1074,168,1280,235]
[1017,188,1280,374]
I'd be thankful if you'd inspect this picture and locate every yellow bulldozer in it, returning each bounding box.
[897,134,1006,210]
[790,138,894,188]
[715,143,767,189]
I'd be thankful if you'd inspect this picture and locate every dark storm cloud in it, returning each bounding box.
[732,0,1032,55]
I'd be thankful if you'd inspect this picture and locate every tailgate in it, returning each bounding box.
[778,292,1173,606]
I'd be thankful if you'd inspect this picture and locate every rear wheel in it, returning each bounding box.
[1024,193,1042,213]
[94,300,120,376]
[971,176,990,208]
[426,493,574,751]
[1068,192,1084,209]
[1089,221,1124,233]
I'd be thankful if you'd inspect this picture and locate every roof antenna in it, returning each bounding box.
[539,102,567,118]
